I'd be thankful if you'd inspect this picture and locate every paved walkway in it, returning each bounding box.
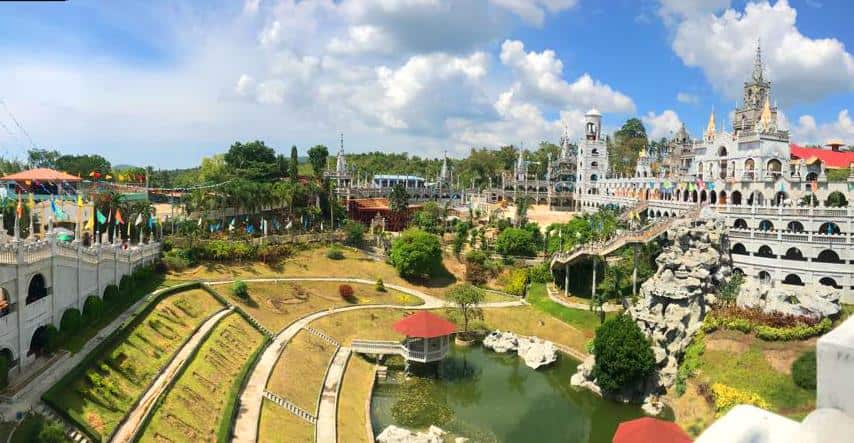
[315,347,351,443]
[546,284,622,312]
[227,276,524,443]
[112,307,233,443]
[0,286,175,422]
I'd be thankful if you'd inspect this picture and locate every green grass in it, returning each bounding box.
[140,312,264,443]
[9,413,68,443]
[62,274,167,353]
[700,342,815,419]
[526,283,612,332]
[46,289,223,440]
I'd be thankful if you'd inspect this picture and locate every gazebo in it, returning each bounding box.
[393,311,455,363]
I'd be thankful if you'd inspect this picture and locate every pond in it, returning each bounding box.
[371,345,652,443]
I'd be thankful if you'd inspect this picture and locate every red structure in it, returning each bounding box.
[612,417,692,443]
[347,198,421,232]
[790,144,854,169]
[393,311,456,338]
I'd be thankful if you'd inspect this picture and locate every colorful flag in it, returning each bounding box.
[77,193,84,208]
[115,209,125,225]
[15,194,22,219]
[27,193,35,209]
[96,209,107,224]
[84,209,94,231]
[135,213,144,226]
[148,214,155,230]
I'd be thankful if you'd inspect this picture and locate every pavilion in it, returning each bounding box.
[1,168,81,195]
[351,311,455,364]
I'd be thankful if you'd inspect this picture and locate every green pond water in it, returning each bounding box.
[371,345,653,443]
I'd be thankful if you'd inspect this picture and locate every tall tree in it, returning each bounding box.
[55,154,111,177]
[307,145,329,178]
[276,154,289,178]
[388,183,409,214]
[289,145,299,181]
[224,140,277,180]
[609,118,648,177]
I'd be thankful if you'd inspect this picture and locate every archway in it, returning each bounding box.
[758,271,772,285]
[731,243,748,255]
[29,325,50,356]
[718,191,727,205]
[825,191,848,208]
[816,250,842,264]
[783,248,805,261]
[733,219,748,229]
[756,245,775,258]
[731,191,742,205]
[819,277,841,289]
[0,288,9,318]
[766,159,782,177]
[805,172,818,182]
[758,220,774,231]
[710,191,717,204]
[26,274,47,305]
[691,190,698,202]
[773,191,787,206]
[783,274,804,286]
[747,191,764,206]
[700,190,707,203]
[786,221,804,232]
[818,222,841,235]
[744,158,755,179]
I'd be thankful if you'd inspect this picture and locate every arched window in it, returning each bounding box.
[718,146,728,156]
[783,274,804,286]
[590,174,598,182]
[731,191,742,205]
[783,248,805,261]
[758,271,772,285]
[766,159,782,175]
[747,191,764,206]
[825,191,848,208]
[818,222,841,235]
[26,274,47,305]
[591,161,599,169]
[731,243,748,255]
[733,219,748,229]
[744,158,755,171]
[700,190,707,202]
[773,191,787,206]
[758,220,774,231]
[0,288,9,318]
[756,245,775,258]
[816,250,842,263]
[719,191,727,204]
[710,191,717,204]
[732,268,744,277]
[591,148,599,155]
[786,221,804,232]
[805,172,818,182]
[819,277,841,289]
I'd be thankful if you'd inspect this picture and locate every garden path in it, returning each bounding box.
[315,347,351,443]
[111,307,233,443]
[546,284,623,312]
[224,277,524,443]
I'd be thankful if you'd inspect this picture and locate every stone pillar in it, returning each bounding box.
[15,244,25,373]
[632,245,639,298]
[564,263,569,297]
[591,256,597,299]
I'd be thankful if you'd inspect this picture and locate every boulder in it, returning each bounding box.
[737,281,842,318]
[377,425,446,443]
[517,337,558,369]
[482,330,518,353]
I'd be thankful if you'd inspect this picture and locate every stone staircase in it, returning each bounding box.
[619,201,648,221]
[262,390,317,424]
[303,326,340,347]
[35,402,91,443]
[243,313,273,337]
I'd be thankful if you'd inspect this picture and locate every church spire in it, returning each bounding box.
[335,132,347,174]
[752,39,764,82]
[705,110,716,140]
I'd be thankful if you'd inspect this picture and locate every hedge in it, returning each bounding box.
[711,383,769,417]
[60,308,82,335]
[103,284,120,306]
[42,282,205,442]
[82,295,103,324]
[702,315,831,341]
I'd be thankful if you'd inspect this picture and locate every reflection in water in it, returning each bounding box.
[371,345,649,443]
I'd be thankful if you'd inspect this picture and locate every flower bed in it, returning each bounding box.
[701,307,831,341]
[710,383,769,417]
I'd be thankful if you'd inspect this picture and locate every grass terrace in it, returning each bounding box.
[265,330,337,413]
[337,355,375,443]
[139,312,265,442]
[214,280,422,332]
[259,398,314,443]
[45,288,223,440]
[526,283,616,332]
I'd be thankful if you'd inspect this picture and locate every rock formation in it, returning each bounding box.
[737,281,841,318]
[376,425,446,443]
[483,330,558,369]
[571,216,731,414]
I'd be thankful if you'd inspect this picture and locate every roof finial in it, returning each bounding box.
[752,38,764,82]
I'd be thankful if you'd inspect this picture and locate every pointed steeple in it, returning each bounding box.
[705,110,716,140]
[759,96,774,132]
[516,144,526,181]
[752,39,764,82]
[335,132,347,174]
[439,150,448,182]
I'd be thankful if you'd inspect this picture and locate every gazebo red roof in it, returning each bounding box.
[2,168,81,182]
[393,311,456,338]
[790,144,854,169]
[613,417,692,443]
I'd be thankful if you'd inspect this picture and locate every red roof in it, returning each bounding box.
[613,418,692,443]
[393,311,456,338]
[2,168,81,182]
[790,144,854,169]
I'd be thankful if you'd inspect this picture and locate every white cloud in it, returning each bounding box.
[499,40,635,113]
[489,0,578,26]
[327,25,393,55]
[791,109,854,145]
[658,0,730,21]
[234,74,256,96]
[670,0,854,106]
[676,92,699,104]
[243,0,261,15]
[642,110,682,140]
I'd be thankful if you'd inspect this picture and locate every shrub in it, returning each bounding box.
[389,229,443,279]
[464,261,488,285]
[792,350,817,390]
[0,353,8,389]
[528,262,552,283]
[344,221,366,246]
[82,295,103,324]
[675,331,706,396]
[60,308,82,335]
[464,249,487,266]
[503,268,529,296]
[103,284,120,305]
[43,325,60,354]
[591,315,656,393]
[119,275,132,293]
[494,227,536,257]
[703,308,832,341]
[339,284,355,301]
[231,280,249,300]
[710,383,769,417]
[326,245,345,260]
[163,250,191,271]
[375,278,386,292]
[755,319,832,341]
[256,243,294,262]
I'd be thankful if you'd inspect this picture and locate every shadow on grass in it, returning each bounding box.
[402,264,458,291]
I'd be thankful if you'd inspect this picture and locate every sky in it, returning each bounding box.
[0,0,852,168]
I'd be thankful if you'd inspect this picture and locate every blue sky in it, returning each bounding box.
[0,0,852,168]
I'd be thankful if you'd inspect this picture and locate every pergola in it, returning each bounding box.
[393,311,455,363]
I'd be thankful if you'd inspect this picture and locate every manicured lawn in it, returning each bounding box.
[140,312,264,442]
[213,280,422,332]
[259,398,313,443]
[525,283,613,332]
[337,355,374,443]
[47,289,223,440]
[169,246,458,299]
[62,273,168,353]
[267,330,337,413]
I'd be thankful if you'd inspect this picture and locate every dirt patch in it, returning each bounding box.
[705,337,748,353]
[763,349,800,375]
[86,412,105,435]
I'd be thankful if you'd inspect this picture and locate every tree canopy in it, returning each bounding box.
[55,154,111,177]
[389,228,443,279]
[388,183,409,214]
[308,145,329,177]
[591,315,655,393]
[224,140,278,180]
[495,227,537,257]
[609,118,648,177]
[447,284,484,333]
